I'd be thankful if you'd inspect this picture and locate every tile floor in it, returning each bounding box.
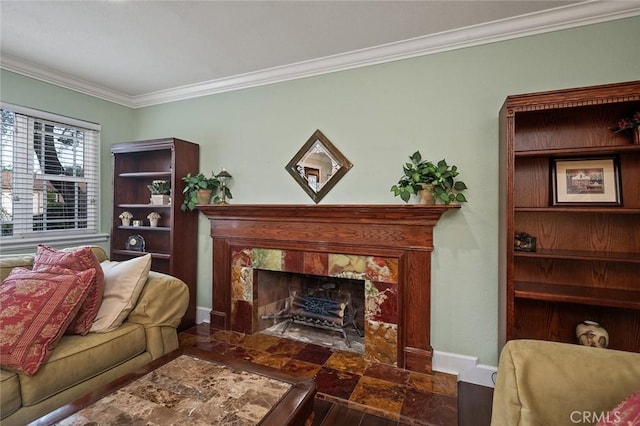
[179,324,457,425]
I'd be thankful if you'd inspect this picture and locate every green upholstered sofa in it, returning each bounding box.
[491,339,640,426]
[0,247,189,425]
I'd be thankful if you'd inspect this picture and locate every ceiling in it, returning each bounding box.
[1,1,639,107]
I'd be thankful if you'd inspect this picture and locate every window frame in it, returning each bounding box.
[1,102,108,251]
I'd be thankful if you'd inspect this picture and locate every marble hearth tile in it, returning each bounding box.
[231,300,253,334]
[231,264,251,302]
[240,267,253,302]
[224,345,266,363]
[252,248,284,271]
[364,362,410,385]
[408,371,433,392]
[283,250,304,273]
[349,375,405,415]
[281,358,322,378]
[239,333,282,352]
[251,351,292,369]
[365,257,398,284]
[232,248,252,268]
[293,343,334,365]
[314,366,361,400]
[178,327,229,354]
[324,350,369,375]
[178,327,232,353]
[211,329,245,345]
[365,281,398,324]
[303,252,328,275]
[364,320,398,366]
[328,254,366,276]
[266,338,307,357]
[432,371,458,396]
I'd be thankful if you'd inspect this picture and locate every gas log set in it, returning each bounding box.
[262,280,363,347]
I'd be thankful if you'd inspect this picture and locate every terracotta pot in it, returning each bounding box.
[197,189,213,205]
[417,184,435,205]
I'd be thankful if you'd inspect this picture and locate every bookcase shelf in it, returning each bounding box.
[514,248,640,263]
[111,249,171,259]
[514,281,640,310]
[118,225,171,232]
[117,204,173,209]
[118,171,172,178]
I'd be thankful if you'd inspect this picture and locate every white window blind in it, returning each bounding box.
[1,103,102,248]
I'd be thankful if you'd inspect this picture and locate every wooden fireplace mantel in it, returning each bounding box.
[199,204,459,373]
[198,203,456,222]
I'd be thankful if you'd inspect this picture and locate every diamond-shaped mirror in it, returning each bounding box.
[286,130,352,203]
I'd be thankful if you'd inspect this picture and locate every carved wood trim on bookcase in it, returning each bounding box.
[199,204,458,373]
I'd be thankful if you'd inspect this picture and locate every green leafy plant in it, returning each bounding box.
[180,172,222,211]
[391,151,468,204]
[147,179,171,195]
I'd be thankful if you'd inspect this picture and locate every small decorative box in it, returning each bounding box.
[514,232,536,252]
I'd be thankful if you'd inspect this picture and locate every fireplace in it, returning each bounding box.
[257,270,365,350]
[200,204,458,373]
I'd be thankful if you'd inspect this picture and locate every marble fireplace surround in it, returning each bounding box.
[199,204,458,374]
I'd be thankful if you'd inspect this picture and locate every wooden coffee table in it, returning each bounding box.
[37,347,316,425]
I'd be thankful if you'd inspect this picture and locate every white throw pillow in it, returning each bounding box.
[90,254,152,333]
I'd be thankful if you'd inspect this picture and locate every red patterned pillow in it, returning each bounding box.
[32,245,104,335]
[0,267,96,375]
[597,391,640,426]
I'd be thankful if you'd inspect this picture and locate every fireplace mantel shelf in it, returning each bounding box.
[198,204,459,223]
[200,203,460,374]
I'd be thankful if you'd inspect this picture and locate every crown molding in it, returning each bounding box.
[1,54,133,107]
[3,1,639,109]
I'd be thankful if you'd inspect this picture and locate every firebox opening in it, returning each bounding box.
[256,270,365,353]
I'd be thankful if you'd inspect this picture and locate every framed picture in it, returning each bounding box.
[551,156,622,206]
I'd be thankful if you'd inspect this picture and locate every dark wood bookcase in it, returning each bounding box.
[110,138,200,330]
[499,81,640,352]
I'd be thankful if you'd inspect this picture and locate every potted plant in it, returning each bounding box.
[180,172,221,211]
[147,180,171,205]
[391,151,468,204]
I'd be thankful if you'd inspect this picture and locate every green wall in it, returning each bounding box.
[2,16,639,365]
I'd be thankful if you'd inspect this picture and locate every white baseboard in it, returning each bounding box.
[196,306,210,326]
[433,350,497,388]
[196,307,497,387]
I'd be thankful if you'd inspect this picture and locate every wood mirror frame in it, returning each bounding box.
[285,129,352,203]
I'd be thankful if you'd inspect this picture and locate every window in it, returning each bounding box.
[1,103,104,249]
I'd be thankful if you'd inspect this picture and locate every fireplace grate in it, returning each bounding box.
[262,283,364,347]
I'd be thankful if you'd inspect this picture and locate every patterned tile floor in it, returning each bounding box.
[179,324,457,425]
